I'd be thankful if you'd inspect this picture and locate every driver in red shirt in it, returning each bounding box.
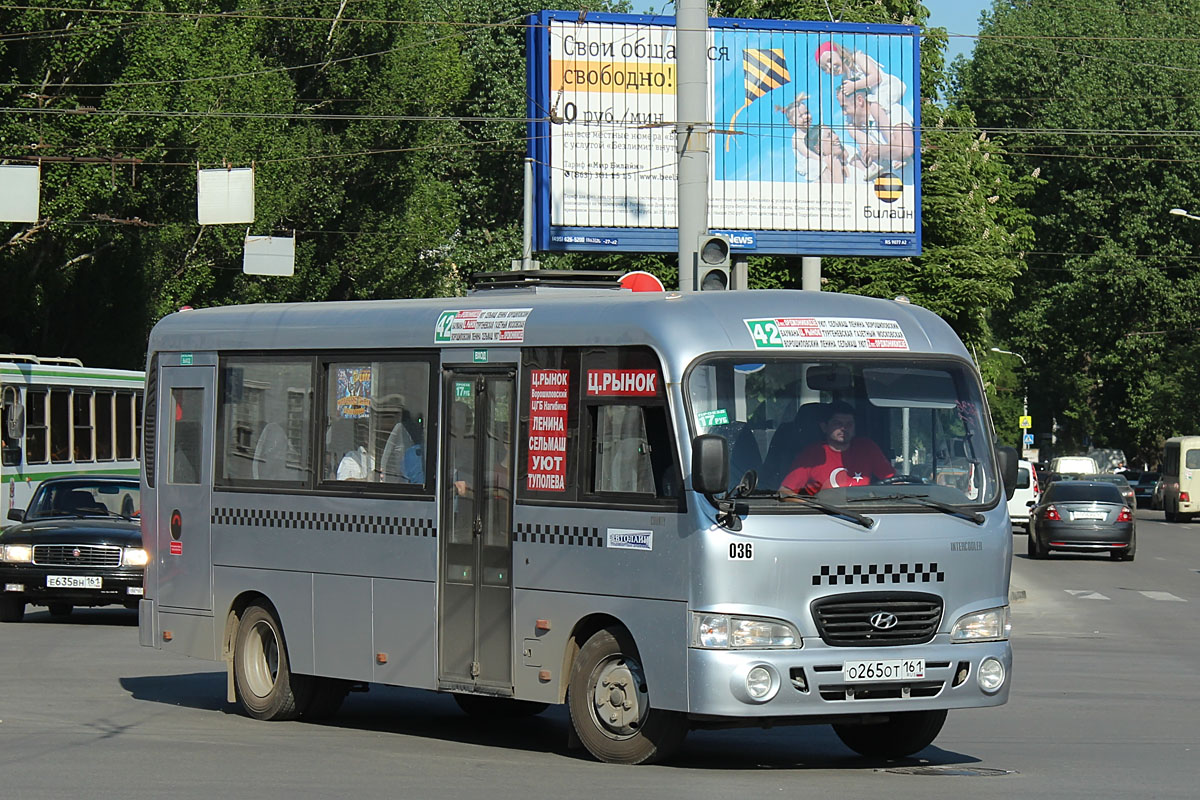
[780,401,894,495]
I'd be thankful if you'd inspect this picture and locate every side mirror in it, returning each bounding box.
[7,507,24,522]
[3,387,23,440]
[996,445,1019,501]
[692,434,729,496]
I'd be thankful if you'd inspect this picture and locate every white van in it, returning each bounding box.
[1007,458,1039,530]
[1161,436,1200,522]
[1050,455,1099,476]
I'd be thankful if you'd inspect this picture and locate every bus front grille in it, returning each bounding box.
[33,545,122,567]
[810,592,942,647]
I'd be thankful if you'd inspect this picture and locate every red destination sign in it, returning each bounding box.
[586,369,659,397]
[527,369,569,492]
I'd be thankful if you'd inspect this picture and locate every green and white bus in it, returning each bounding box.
[2,355,144,522]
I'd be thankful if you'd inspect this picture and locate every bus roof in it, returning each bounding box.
[146,288,970,378]
[0,357,143,385]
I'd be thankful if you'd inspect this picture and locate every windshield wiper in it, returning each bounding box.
[849,493,985,525]
[764,491,874,529]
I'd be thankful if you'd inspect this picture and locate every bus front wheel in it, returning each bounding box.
[567,627,688,765]
[233,603,312,721]
[832,709,947,758]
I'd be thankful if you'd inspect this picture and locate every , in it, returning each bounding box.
[138,272,1016,764]
[0,475,145,622]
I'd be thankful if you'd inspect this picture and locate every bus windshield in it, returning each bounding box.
[686,356,999,508]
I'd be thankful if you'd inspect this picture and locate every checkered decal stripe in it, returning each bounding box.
[515,522,603,547]
[813,563,945,586]
[211,507,435,537]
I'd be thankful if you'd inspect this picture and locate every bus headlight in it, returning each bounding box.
[950,606,1011,642]
[123,547,149,567]
[2,544,33,563]
[691,613,802,649]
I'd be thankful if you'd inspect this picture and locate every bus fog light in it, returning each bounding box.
[746,666,772,698]
[729,662,779,704]
[977,657,1005,693]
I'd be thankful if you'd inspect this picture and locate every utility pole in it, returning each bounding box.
[675,0,708,292]
[801,256,821,291]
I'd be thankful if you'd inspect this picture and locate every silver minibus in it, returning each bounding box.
[139,273,1017,764]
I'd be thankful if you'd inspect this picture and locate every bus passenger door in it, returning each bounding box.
[438,368,515,694]
[155,366,214,611]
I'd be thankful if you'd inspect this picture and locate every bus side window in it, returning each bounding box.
[25,389,48,464]
[589,405,678,498]
[50,388,70,463]
[170,389,203,485]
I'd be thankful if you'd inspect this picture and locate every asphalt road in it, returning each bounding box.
[0,507,1195,799]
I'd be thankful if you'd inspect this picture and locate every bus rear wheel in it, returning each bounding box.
[832,709,947,759]
[233,603,312,721]
[567,627,688,765]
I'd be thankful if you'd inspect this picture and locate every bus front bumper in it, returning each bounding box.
[684,638,1011,720]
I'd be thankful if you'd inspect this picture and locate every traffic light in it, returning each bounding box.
[696,233,731,291]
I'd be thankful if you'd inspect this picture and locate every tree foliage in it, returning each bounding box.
[958,0,1200,464]
[0,0,1031,435]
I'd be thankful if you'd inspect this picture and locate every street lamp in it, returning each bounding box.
[1169,207,1200,222]
[991,347,1029,456]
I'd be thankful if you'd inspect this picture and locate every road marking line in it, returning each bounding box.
[1065,589,1110,600]
[1139,591,1187,602]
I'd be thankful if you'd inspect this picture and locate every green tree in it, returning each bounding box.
[958,0,1200,465]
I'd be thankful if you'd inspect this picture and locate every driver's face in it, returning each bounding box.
[822,413,855,446]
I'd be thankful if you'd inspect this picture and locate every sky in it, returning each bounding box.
[923,0,990,65]
[626,1,992,65]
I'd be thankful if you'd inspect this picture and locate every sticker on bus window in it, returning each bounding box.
[454,382,472,399]
[744,317,909,351]
[434,308,532,344]
[697,409,729,427]
[586,369,658,397]
[527,369,569,492]
[336,367,372,418]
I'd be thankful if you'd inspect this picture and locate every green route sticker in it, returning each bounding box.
[697,409,730,427]
[455,381,472,398]
[745,319,784,348]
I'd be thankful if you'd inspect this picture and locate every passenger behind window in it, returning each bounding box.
[380,413,425,485]
[328,417,375,481]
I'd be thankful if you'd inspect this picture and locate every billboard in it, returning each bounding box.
[527,12,921,256]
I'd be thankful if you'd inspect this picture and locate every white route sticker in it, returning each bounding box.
[435,308,532,344]
[744,317,909,351]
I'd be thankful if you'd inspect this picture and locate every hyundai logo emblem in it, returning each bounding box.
[869,611,899,630]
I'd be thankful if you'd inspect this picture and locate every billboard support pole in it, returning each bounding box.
[513,157,539,271]
[802,256,821,291]
[676,0,708,292]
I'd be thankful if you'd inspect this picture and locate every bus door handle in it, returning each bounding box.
[472,517,482,537]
